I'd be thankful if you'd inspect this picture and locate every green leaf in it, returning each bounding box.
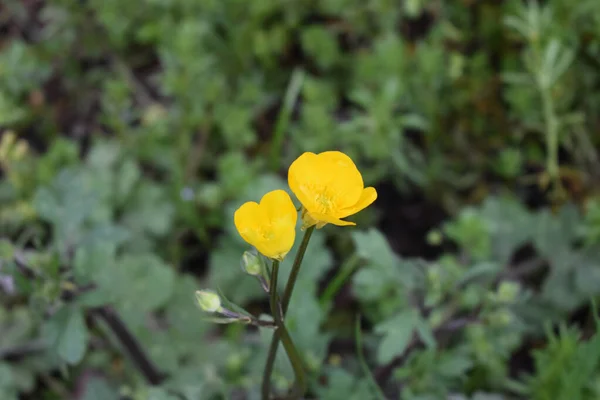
[87,253,175,326]
[479,196,533,263]
[43,306,89,365]
[209,237,262,304]
[0,363,18,400]
[315,368,374,400]
[122,182,174,237]
[374,310,416,364]
[353,268,392,302]
[414,316,436,349]
[533,205,581,259]
[115,159,141,204]
[436,353,473,378]
[80,376,119,400]
[352,229,398,271]
[147,388,180,400]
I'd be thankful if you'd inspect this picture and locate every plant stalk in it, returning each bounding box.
[262,226,315,399]
[267,260,307,399]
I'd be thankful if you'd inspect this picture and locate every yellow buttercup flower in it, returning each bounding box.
[288,151,377,228]
[234,190,298,261]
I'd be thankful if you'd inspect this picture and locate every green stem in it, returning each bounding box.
[355,316,387,400]
[262,226,315,399]
[319,254,361,308]
[269,68,305,172]
[541,86,558,179]
[267,261,307,399]
[282,226,315,313]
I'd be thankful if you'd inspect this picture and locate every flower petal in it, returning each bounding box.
[317,151,364,210]
[288,152,321,212]
[260,190,297,226]
[289,151,364,215]
[307,211,356,227]
[234,191,298,260]
[260,190,297,259]
[234,201,264,245]
[338,187,377,218]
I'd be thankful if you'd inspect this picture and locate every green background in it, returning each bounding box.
[1,0,600,399]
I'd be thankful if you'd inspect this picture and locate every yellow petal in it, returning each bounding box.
[338,187,377,218]
[261,190,297,259]
[234,201,264,245]
[306,211,356,227]
[289,151,364,214]
[233,191,298,260]
[288,152,321,212]
[260,190,297,226]
[317,151,364,209]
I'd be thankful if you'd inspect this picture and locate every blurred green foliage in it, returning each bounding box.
[1,0,600,399]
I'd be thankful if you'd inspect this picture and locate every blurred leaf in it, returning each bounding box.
[375,310,416,364]
[352,229,398,271]
[315,368,373,400]
[80,376,119,400]
[43,306,89,365]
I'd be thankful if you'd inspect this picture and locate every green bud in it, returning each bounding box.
[496,281,520,304]
[241,250,263,276]
[195,290,221,313]
[489,309,512,327]
[426,229,443,246]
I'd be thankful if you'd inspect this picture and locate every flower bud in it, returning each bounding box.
[12,141,28,160]
[195,290,221,313]
[496,281,520,304]
[241,250,263,276]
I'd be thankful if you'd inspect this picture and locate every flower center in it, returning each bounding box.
[255,224,275,240]
[315,192,335,214]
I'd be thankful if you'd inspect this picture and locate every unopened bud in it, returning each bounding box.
[241,250,263,276]
[0,131,17,160]
[195,290,221,313]
[12,141,28,160]
[496,281,520,304]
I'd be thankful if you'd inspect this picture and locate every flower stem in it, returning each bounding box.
[262,226,315,399]
[267,260,307,399]
[282,226,315,313]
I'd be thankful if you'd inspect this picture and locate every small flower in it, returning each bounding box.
[288,151,377,228]
[234,190,297,261]
[195,290,222,312]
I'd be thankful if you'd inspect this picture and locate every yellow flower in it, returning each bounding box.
[234,190,298,261]
[288,151,377,228]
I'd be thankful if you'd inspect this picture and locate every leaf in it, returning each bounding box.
[33,168,101,256]
[147,388,180,400]
[374,310,416,364]
[122,182,174,237]
[285,282,330,366]
[278,228,333,288]
[414,316,436,350]
[115,159,141,204]
[164,276,208,342]
[353,268,393,302]
[43,306,89,365]
[80,376,119,400]
[533,205,581,259]
[0,363,17,400]
[87,253,175,326]
[352,229,398,271]
[479,196,533,263]
[209,237,262,304]
[315,368,374,400]
[436,353,473,378]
